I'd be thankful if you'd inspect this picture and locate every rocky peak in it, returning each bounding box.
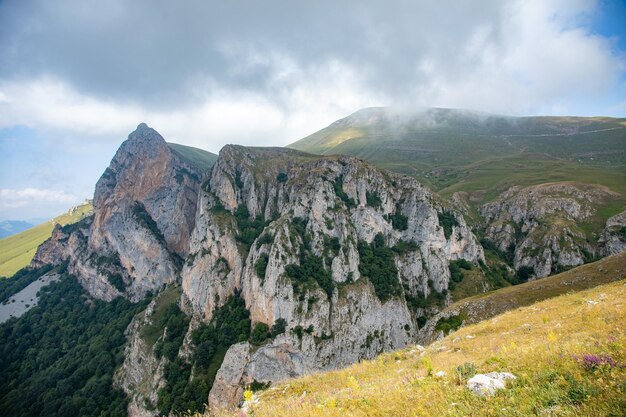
[93,123,171,211]
[598,209,626,256]
[179,144,484,410]
[33,124,215,302]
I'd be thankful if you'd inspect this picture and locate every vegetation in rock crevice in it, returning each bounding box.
[447,259,473,291]
[389,203,408,231]
[333,175,356,208]
[366,190,382,208]
[285,254,334,299]
[107,273,126,292]
[157,292,250,415]
[285,217,334,299]
[132,202,167,245]
[234,205,267,253]
[357,233,402,302]
[404,280,447,317]
[437,210,459,239]
[255,254,269,281]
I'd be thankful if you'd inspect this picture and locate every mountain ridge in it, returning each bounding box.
[1,111,624,417]
[289,106,626,198]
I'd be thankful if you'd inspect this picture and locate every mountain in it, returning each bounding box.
[0,221,34,239]
[289,107,625,196]
[32,124,216,301]
[18,123,487,415]
[0,201,93,277]
[290,107,626,280]
[0,115,624,417]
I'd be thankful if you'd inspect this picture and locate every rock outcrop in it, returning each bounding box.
[598,209,626,256]
[31,127,487,414]
[180,145,483,410]
[115,298,167,417]
[32,123,213,301]
[481,183,619,279]
[467,372,517,396]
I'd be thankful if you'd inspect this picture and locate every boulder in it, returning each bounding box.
[467,372,516,396]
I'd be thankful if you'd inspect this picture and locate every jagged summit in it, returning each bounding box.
[126,122,166,145]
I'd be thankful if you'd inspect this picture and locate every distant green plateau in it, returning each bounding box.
[289,107,626,201]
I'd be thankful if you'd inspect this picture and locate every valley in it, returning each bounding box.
[0,110,624,417]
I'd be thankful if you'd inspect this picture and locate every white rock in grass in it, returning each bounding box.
[467,372,516,396]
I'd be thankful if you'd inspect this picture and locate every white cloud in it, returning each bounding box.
[0,78,144,138]
[0,188,78,209]
[403,0,624,115]
[0,58,385,152]
[0,1,623,156]
[0,0,623,221]
[0,187,81,221]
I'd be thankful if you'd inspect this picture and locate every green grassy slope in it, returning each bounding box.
[0,202,93,278]
[168,142,218,172]
[289,107,626,202]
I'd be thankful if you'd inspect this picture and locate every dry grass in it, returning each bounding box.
[213,279,626,417]
[443,251,626,327]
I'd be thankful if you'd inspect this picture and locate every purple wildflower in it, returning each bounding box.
[575,353,618,371]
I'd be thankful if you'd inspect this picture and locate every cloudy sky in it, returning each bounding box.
[0,0,625,221]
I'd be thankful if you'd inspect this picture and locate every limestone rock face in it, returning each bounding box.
[29,129,488,412]
[31,220,90,268]
[90,123,200,258]
[207,342,252,412]
[115,299,166,417]
[31,124,210,301]
[481,183,619,279]
[598,210,626,256]
[180,146,484,409]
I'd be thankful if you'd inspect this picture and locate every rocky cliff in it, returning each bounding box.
[598,209,626,256]
[31,132,487,414]
[32,123,213,301]
[177,145,483,410]
[480,183,621,279]
[20,116,626,416]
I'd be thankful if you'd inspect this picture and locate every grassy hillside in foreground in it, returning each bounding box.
[223,279,626,417]
[0,202,93,278]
